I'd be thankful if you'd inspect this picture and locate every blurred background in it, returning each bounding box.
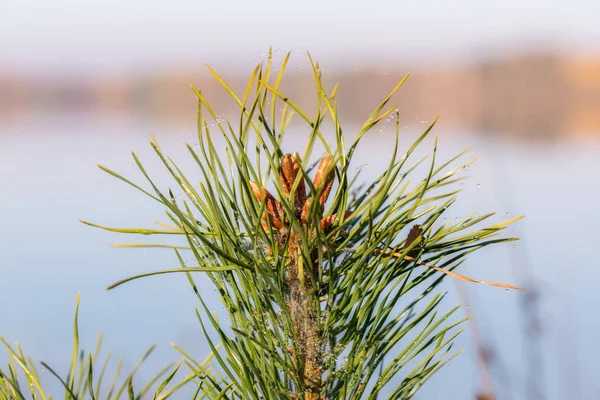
[1,1,599,399]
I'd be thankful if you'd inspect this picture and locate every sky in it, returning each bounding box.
[2,0,600,76]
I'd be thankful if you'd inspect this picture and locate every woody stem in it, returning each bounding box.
[287,235,322,399]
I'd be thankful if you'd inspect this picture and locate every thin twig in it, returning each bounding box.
[375,249,524,291]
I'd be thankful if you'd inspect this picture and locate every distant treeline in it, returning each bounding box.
[1,53,598,138]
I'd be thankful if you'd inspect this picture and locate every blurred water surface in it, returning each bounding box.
[1,114,599,399]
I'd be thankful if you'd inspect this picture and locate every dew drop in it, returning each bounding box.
[477,183,482,188]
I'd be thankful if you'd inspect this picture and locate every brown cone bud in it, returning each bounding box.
[300,198,311,225]
[402,224,423,249]
[313,155,335,209]
[249,181,283,230]
[320,214,336,231]
[280,154,296,195]
[320,210,354,231]
[291,152,307,212]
